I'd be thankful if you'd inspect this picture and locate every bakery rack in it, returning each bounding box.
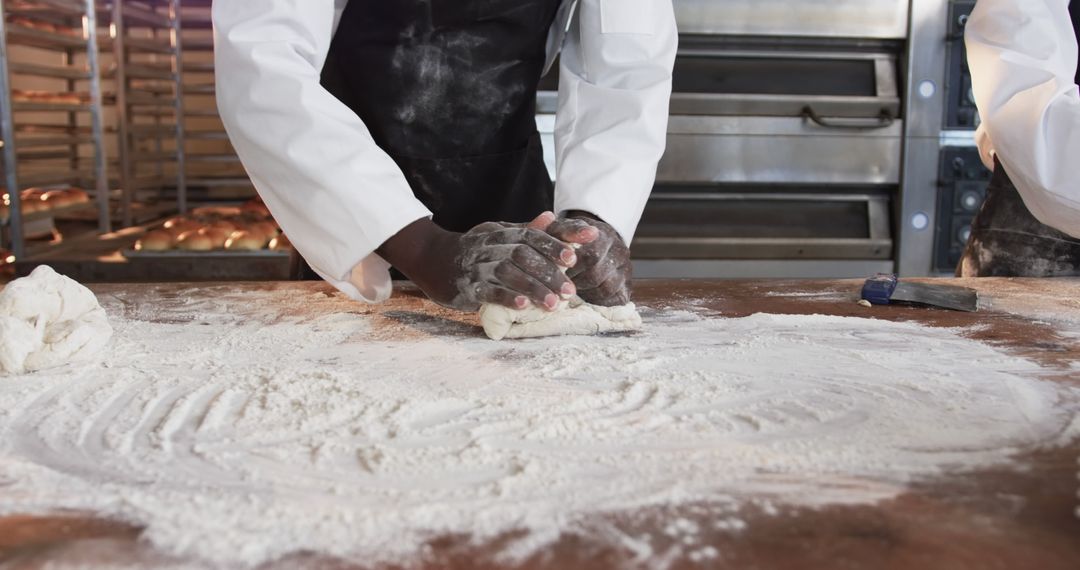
[0,0,111,258]
[177,0,253,201]
[101,0,187,227]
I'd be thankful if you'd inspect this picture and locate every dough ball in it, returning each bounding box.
[0,265,112,374]
[136,230,175,252]
[225,230,267,251]
[176,230,214,252]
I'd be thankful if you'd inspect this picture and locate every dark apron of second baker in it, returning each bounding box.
[958,2,1080,277]
[294,0,563,279]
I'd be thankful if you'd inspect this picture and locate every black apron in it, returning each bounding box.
[293,0,562,279]
[325,0,561,224]
[957,158,1080,277]
[956,7,1080,277]
[1072,0,1080,85]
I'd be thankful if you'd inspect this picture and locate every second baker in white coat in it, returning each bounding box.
[961,0,1080,276]
[213,0,677,310]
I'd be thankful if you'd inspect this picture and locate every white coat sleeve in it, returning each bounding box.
[966,0,1080,239]
[553,0,678,245]
[213,0,432,302]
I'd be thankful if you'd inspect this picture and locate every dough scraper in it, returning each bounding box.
[861,274,979,312]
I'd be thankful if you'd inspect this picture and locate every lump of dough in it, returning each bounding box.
[479,296,643,341]
[0,316,41,374]
[0,265,112,375]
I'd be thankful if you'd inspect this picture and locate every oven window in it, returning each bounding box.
[671,57,878,97]
[637,197,874,239]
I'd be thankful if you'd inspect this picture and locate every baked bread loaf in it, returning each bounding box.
[239,199,272,219]
[207,219,237,234]
[192,206,242,218]
[268,233,292,251]
[135,230,174,252]
[20,193,46,214]
[224,230,267,251]
[200,227,231,249]
[176,230,214,252]
[42,190,74,209]
[163,219,200,239]
[66,188,90,204]
[248,221,279,242]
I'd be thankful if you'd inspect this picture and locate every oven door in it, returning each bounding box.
[539,36,902,125]
[632,189,893,261]
[673,0,910,39]
[635,111,901,262]
[668,37,901,122]
[657,115,903,187]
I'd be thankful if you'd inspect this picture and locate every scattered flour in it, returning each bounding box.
[0,286,1076,567]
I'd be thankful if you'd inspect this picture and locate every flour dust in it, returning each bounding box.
[0,286,1076,567]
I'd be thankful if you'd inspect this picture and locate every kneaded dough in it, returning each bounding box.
[0,265,112,375]
[479,296,643,341]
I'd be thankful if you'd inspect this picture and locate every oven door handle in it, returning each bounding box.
[801,106,896,130]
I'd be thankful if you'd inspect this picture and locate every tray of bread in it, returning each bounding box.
[124,199,293,259]
[1,187,93,226]
[10,89,92,105]
[7,16,83,38]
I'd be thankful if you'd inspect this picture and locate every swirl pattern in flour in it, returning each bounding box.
[0,287,1075,566]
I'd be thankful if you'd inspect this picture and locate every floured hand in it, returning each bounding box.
[540,212,632,307]
[474,212,640,340]
[448,212,583,311]
[378,213,596,312]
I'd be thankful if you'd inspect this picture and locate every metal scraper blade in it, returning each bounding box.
[890,282,979,312]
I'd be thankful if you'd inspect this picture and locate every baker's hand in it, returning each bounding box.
[378,212,595,312]
[540,212,632,307]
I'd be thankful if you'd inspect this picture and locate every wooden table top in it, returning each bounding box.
[1,278,1078,569]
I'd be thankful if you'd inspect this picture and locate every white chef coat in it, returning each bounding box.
[213,0,677,302]
[966,0,1080,238]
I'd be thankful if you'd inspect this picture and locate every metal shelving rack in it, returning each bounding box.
[0,0,111,258]
[102,0,186,226]
[177,0,252,201]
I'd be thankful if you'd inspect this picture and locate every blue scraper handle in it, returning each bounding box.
[861,273,898,305]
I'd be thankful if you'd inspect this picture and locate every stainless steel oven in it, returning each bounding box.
[537,0,954,278]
